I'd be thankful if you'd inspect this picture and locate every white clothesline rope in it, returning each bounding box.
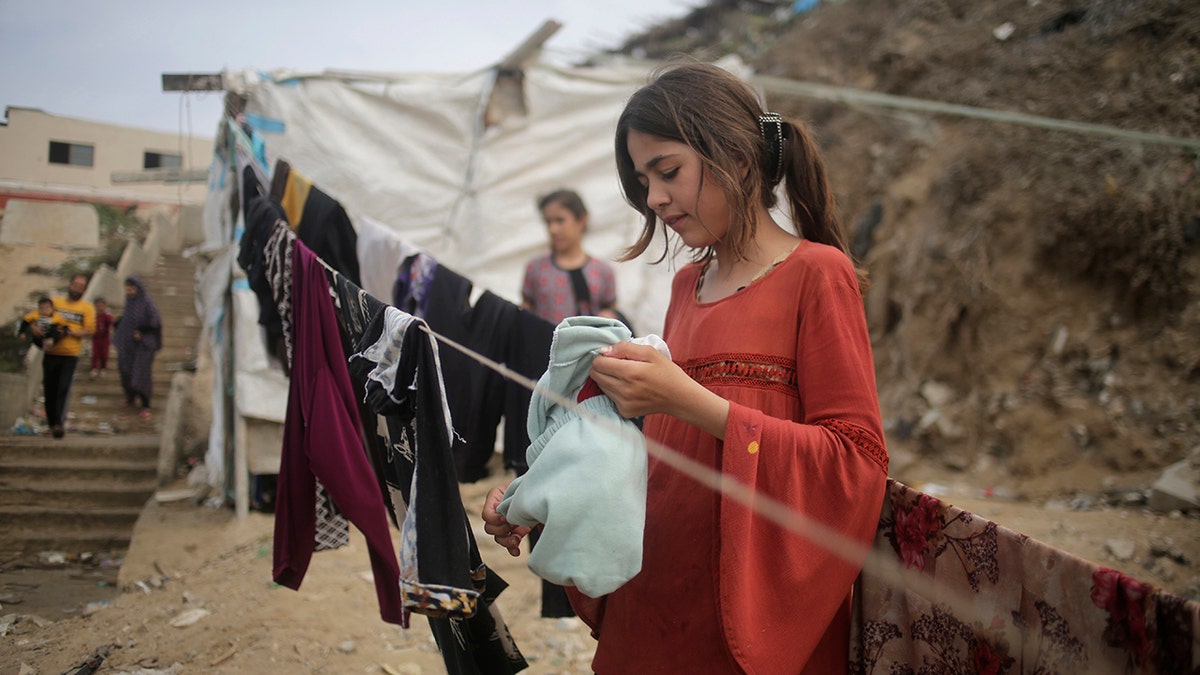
[417,321,977,620]
[304,225,980,622]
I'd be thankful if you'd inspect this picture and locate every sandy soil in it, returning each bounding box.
[1,464,597,675]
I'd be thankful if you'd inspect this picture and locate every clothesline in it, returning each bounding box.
[306,199,918,604]
[417,319,979,610]
[391,285,983,626]
[305,233,992,629]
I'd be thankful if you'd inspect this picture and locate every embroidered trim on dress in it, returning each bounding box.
[816,418,889,471]
[678,352,798,395]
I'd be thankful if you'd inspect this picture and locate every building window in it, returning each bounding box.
[144,152,182,169]
[48,141,94,167]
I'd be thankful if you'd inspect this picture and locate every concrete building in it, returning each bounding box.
[0,106,214,208]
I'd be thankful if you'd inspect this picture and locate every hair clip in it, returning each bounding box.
[757,112,785,185]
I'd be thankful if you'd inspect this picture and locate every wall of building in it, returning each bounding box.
[0,107,215,206]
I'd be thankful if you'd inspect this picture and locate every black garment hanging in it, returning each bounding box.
[333,272,528,675]
[238,167,289,370]
[502,309,554,474]
[270,159,361,287]
[395,255,555,483]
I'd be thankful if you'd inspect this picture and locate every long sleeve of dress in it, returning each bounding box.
[717,252,888,673]
[715,251,888,667]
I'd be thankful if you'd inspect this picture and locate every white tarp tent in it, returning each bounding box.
[221,60,677,321]
[199,56,689,513]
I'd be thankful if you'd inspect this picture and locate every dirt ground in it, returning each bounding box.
[4,1,1200,673]
[1,458,1196,675]
[1,465,599,675]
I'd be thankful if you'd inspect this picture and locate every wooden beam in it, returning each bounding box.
[496,19,563,72]
[111,168,209,184]
[161,72,224,92]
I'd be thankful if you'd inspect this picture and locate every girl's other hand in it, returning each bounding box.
[482,481,531,557]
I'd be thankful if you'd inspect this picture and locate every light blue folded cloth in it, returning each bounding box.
[498,316,666,597]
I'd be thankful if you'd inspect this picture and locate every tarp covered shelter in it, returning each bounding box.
[198,53,692,513]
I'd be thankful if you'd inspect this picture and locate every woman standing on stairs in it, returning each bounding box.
[114,275,162,421]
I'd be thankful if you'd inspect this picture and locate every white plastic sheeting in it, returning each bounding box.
[201,59,694,492]
[222,62,678,332]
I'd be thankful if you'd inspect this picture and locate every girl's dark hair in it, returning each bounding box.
[537,189,588,220]
[614,61,863,284]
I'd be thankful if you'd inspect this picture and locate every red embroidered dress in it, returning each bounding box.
[571,240,889,674]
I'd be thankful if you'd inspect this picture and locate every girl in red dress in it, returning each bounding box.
[484,61,889,674]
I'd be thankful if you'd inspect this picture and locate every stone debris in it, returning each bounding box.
[1105,539,1136,562]
[168,608,210,628]
[1149,448,1200,513]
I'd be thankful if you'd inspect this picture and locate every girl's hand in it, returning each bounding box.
[590,342,730,437]
[588,342,682,418]
[482,481,531,557]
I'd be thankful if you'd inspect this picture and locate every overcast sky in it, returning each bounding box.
[0,0,695,137]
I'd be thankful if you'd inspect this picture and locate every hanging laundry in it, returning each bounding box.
[501,308,554,474]
[334,272,528,674]
[270,159,361,286]
[393,248,565,617]
[236,168,528,667]
[356,215,421,302]
[342,284,477,614]
[394,253,554,484]
[238,167,289,370]
[262,221,349,552]
[271,237,406,627]
[851,479,1200,674]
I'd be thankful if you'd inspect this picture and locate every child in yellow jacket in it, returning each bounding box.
[20,296,70,351]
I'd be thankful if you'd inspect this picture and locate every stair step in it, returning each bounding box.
[0,505,144,535]
[70,387,176,403]
[0,434,157,461]
[0,454,157,469]
[0,483,156,508]
[0,459,158,484]
[0,531,133,557]
[60,418,164,436]
[63,381,179,399]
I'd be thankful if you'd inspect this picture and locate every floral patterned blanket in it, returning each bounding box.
[851,479,1199,674]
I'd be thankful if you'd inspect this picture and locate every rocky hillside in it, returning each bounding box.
[615,0,1200,496]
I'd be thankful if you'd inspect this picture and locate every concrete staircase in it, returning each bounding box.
[0,253,201,561]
